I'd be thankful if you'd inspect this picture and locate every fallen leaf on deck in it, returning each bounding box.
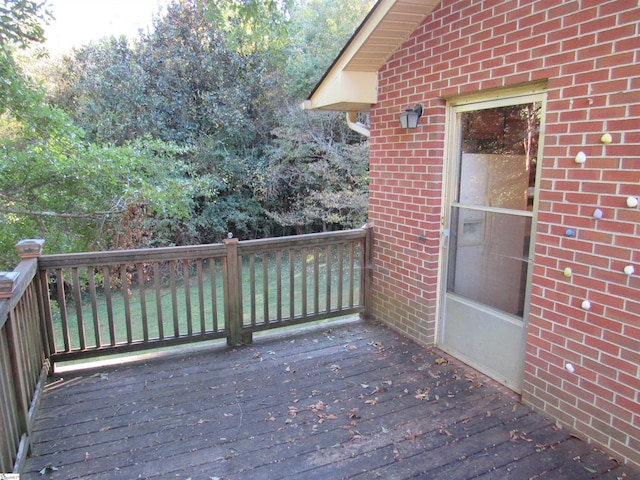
[406,430,421,440]
[39,464,59,474]
[288,406,299,418]
[415,388,430,401]
[307,401,325,413]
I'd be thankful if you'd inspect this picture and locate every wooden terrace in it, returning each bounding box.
[1,228,639,478]
[21,320,639,479]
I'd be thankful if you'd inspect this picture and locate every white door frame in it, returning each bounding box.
[435,86,547,392]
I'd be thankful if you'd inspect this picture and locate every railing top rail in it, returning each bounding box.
[37,229,368,269]
[237,228,367,255]
[38,243,228,269]
[0,257,38,330]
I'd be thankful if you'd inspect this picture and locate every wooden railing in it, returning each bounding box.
[0,250,49,473]
[38,227,372,363]
[0,227,372,471]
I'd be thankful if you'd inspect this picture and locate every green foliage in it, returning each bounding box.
[0,113,212,266]
[262,105,368,232]
[283,0,375,99]
[202,0,292,56]
[0,0,51,49]
[1,0,373,268]
[52,36,149,145]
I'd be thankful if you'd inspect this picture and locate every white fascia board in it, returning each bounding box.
[303,71,377,111]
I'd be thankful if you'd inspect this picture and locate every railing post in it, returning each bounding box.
[223,237,246,346]
[361,224,374,321]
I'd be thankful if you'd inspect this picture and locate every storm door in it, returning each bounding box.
[439,92,544,393]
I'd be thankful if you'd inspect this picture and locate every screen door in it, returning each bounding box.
[439,92,544,393]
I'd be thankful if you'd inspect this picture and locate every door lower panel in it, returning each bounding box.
[440,294,527,393]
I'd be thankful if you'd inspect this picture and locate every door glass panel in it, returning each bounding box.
[446,102,541,317]
[447,207,531,316]
[456,103,541,210]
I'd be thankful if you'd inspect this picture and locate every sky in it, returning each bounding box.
[44,0,169,54]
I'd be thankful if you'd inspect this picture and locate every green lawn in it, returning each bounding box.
[51,247,362,352]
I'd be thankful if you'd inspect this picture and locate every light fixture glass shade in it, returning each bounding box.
[399,104,423,129]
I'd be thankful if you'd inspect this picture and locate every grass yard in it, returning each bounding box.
[50,246,362,353]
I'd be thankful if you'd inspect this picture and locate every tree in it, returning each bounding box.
[0,0,51,49]
[1,0,374,268]
[0,1,213,268]
[259,0,373,233]
[51,36,149,145]
[283,0,375,99]
[262,105,368,233]
[202,0,292,57]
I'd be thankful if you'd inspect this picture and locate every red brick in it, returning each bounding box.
[370,0,640,467]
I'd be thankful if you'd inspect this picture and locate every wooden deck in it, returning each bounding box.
[22,321,639,480]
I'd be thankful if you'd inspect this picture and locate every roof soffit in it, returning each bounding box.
[304,0,440,112]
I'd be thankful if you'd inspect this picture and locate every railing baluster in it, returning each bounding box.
[0,331,20,472]
[153,262,164,340]
[209,258,218,333]
[170,260,179,338]
[39,269,55,357]
[55,269,70,352]
[289,249,295,319]
[121,265,132,344]
[348,241,356,309]
[136,263,149,342]
[197,259,205,335]
[276,250,282,323]
[183,260,192,337]
[249,254,256,327]
[71,268,86,350]
[6,310,29,447]
[313,247,320,314]
[362,226,373,319]
[22,289,37,386]
[325,246,332,313]
[87,268,101,347]
[337,243,344,311]
[301,247,308,317]
[262,251,269,324]
[103,266,116,346]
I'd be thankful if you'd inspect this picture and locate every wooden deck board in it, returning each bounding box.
[22,321,640,480]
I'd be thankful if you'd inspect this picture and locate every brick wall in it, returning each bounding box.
[369,0,640,467]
